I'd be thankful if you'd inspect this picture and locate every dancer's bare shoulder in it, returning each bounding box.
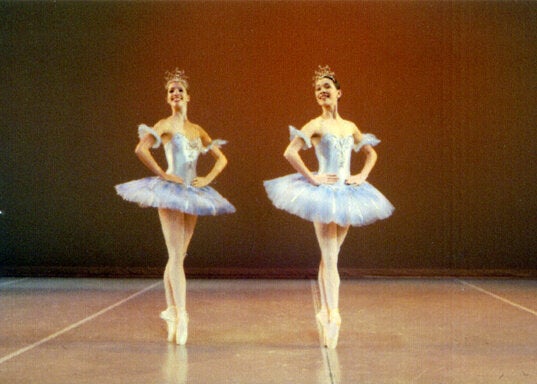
[302,117,324,137]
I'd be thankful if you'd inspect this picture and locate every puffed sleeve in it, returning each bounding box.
[353,133,380,152]
[289,125,312,149]
[138,124,162,149]
[200,139,228,154]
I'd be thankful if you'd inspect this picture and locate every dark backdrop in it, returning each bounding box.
[1,1,536,277]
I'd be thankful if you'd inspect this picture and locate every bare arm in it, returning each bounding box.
[346,129,378,185]
[134,126,183,184]
[191,127,228,188]
[283,123,338,186]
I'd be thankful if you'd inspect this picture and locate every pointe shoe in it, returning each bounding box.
[323,310,341,349]
[316,308,329,340]
[316,308,329,326]
[176,310,189,346]
[160,307,177,343]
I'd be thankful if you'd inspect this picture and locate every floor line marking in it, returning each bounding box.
[0,280,162,365]
[0,278,29,288]
[460,280,537,317]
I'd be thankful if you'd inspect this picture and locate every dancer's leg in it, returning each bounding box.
[314,222,349,348]
[174,214,197,345]
[158,209,197,344]
[314,222,340,311]
[158,209,183,341]
[336,225,350,250]
[182,214,198,256]
[159,210,197,308]
[163,265,173,309]
[159,209,185,308]
[318,261,328,314]
[318,224,349,315]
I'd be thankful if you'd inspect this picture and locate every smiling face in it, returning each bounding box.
[315,77,341,108]
[166,81,190,109]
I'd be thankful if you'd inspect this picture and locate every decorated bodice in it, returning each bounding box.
[289,125,380,184]
[315,134,355,181]
[163,133,204,184]
[138,124,225,185]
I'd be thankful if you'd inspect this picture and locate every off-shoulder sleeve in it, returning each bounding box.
[138,124,162,149]
[200,139,228,154]
[289,125,312,149]
[353,133,380,152]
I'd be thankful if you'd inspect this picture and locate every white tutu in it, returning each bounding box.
[264,125,394,226]
[264,174,393,226]
[115,177,235,216]
[115,124,235,216]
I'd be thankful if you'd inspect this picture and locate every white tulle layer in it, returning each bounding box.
[264,173,394,226]
[115,177,235,216]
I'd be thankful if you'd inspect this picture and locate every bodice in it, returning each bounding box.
[137,124,225,186]
[164,133,204,185]
[288,125,380,185]
[315,134,355,182]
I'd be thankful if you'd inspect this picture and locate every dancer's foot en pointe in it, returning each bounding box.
[316,307,329,341]
[160,306,177,343]
[176,309,189,345]
[323,309,341,349]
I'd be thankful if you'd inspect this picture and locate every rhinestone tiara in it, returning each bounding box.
[313,65,336,84]
[165,68,189,89]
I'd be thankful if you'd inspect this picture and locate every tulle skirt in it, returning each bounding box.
[115,177,236,216]
[264,173,394,227]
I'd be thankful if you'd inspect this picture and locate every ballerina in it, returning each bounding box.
[115,69,235,345]
[264,66,394,348]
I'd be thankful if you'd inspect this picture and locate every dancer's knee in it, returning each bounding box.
[323,264,340,285]
[323,251,338,270]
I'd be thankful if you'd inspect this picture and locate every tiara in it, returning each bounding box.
[165,68,189,88]
[313,65,336,83]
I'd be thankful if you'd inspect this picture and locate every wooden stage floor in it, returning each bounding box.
[1,277,536,383]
